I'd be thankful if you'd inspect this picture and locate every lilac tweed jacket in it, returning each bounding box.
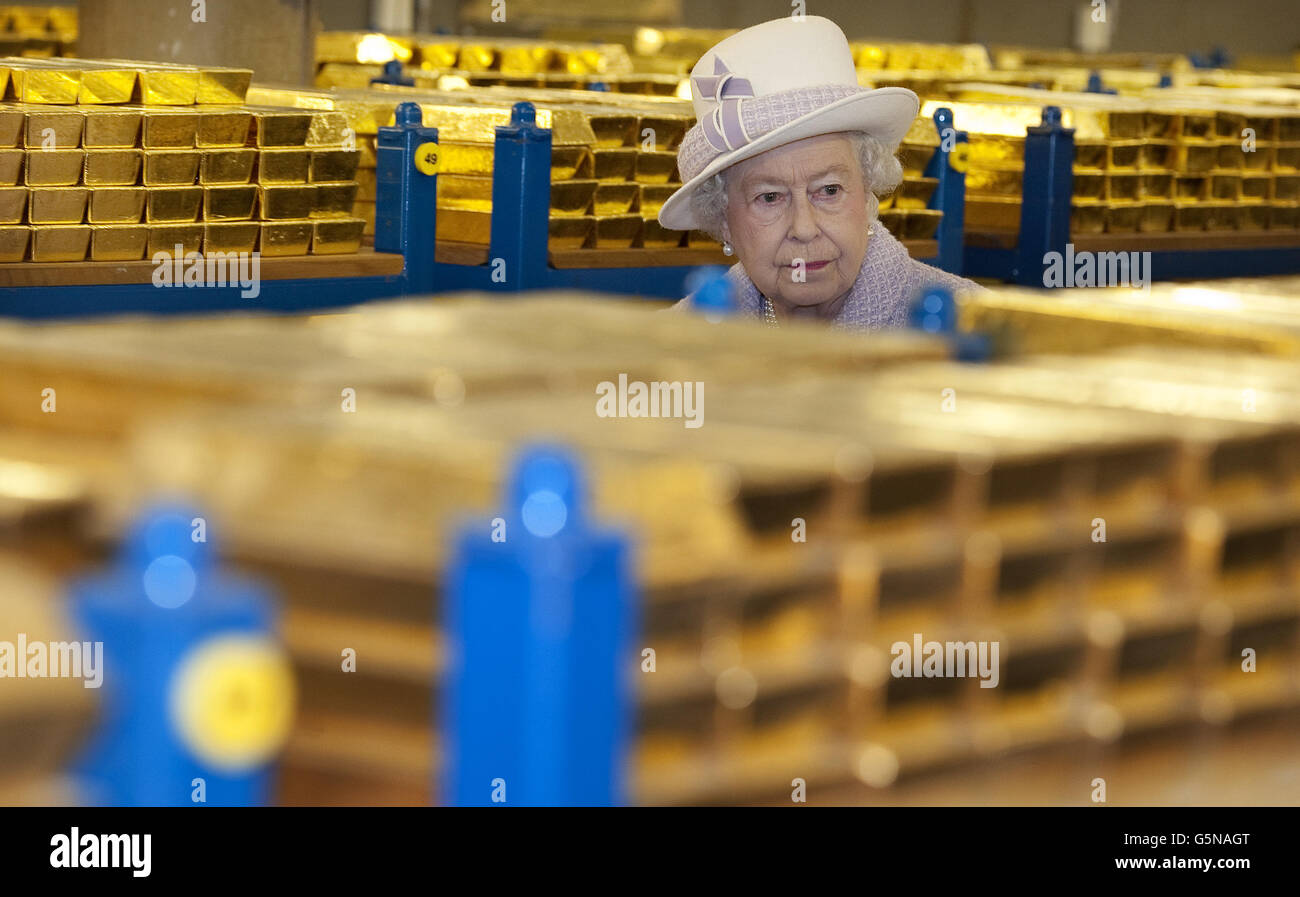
[674,222,985,329]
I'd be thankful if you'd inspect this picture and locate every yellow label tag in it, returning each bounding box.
[414,142,440,175]
[949,143,971,174]
[168,634,296,773]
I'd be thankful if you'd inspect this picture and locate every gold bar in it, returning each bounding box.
[204,222,260,254]
[1175,175,1207,201]
[634,150,677,184]
[0,225,28,261]
[591,182,634,216]
[307,111,351,147]
[147,224,203,256]
[902,208,942,239]
[1275,175,1300,202]
[1269,203,1299,229]
[1210,173,1241,202]
[552,146,591,180]
[259,220,313,256]
[200,149,256,184]
[435,207,490,243]
[553,180,599,215]
[88,187,146,224]
[25,108,84,148]
[594,214,641,248]
[1139,172,1172,200]
[7,64,79,104]
[1139,202,1173,233]
[89,224,148,261]
[312,217,364,254]
[594,148,636,182]
[260,185,315,219]
[1105,202,1141,234]
[1173,201,1209,231]
[897,176,939,209]
[196,67,253,105]
[0,186,25,224]
[0,107,23,147]
[77,67,139,104]
[1204,202,1237,231]
[1107,173,1141,202]
[548,215,593,249]
[642,217,683,249]
[85,149,143,186]
[143,150,200,186]
[1239,203,1269,231]
[204,185,257,220]
[310,182,358,217]
[250,108,313,147]
[258,149,311,184]
[196,108,252,148]
[29,186,88,224]
[31,225,89,261]
[638,185,675,217]
[308,149,360,183]
[24,148,83,186]
[146,186,202,222]
[142,111,199,149]
[83,110,143,148]
[437,174,492,212]
[135,67,199,105]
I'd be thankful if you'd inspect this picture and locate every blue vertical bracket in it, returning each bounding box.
[925,107,968,275]
[1014,105,1075,286]
[69,504,292,807]
[375,101,439,294]
[488,103,554,292]
[442,446,636,806]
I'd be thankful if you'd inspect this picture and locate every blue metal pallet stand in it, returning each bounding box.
[68,503,291,806]
[441,446,636,806]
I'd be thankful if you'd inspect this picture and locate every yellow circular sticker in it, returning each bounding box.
[169,634,295,773]
[949,143,971,174]
[414,142,440,175]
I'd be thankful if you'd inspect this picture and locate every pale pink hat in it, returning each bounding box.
[658,16,920,232]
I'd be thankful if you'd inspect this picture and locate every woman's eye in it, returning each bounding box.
[758,192,782,204]
[821,184,842,196]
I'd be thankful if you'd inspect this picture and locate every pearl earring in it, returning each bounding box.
[722,241,733,256]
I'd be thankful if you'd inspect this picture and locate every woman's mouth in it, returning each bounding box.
[790,259,832,272]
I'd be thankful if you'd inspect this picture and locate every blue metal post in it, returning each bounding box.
[69,504,290,806]
[925,107,968,274]
[489,102,553,292]
[442,446,636,806]
[1014,105,1075,286]
[908,285,992,362]
[375,101,439,293]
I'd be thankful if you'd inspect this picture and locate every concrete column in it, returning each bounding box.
[77,0,319,87]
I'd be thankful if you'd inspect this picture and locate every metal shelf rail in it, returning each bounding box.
[963,105,1300,285]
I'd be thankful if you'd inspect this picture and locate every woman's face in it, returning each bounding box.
[721,133,871,318]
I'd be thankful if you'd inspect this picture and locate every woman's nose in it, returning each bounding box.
[787,193,820,243]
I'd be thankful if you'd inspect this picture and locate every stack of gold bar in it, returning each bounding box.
[314,60,686,96]
[249,81,712,252]
[0,4,75,58]
[954,279,1300,356]
[314,30,634,85]
[924,85,1300,237]
[0,58,365,262]
[1,282,1297,804]
[876,114,944,241]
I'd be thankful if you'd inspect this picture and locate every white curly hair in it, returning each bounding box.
[687,131,904,242]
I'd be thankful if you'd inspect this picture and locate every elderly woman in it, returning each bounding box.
[659,16,983,328]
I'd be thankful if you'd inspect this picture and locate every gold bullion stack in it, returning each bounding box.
[0,57,364,263]
[0,4,76,58]
[926,85,1300,237]
[1,284,1298,804]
